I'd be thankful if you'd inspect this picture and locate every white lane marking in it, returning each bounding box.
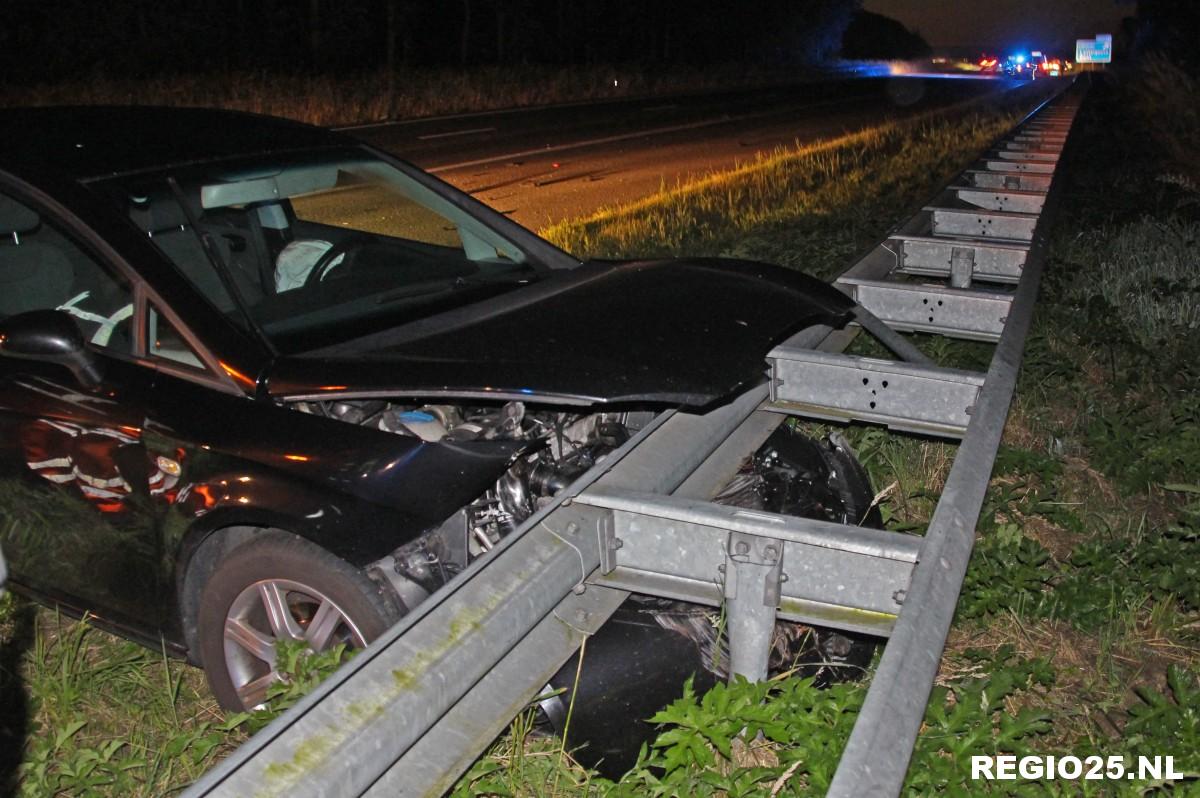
[416,126,497,140]
[424,97,858,174]
[336,95,665,131]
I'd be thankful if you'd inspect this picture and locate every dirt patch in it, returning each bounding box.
[1018,514,1082,563]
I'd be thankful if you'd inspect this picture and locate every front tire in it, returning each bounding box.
[196,531,399,711]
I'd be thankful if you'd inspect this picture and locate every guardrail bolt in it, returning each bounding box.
[734,540,750,555]
[893,589,907,604]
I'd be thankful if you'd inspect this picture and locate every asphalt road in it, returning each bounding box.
[348,75,1022,231]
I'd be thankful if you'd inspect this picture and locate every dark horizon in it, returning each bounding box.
[863,0,1132,55]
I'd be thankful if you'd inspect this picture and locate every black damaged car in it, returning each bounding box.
[0,107,877,764]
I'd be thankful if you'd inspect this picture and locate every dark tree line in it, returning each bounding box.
[1128,0,1200,73]
[0,0,861,83]
[840,10,930,60]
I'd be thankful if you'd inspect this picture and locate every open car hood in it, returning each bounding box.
[266,258,854,407]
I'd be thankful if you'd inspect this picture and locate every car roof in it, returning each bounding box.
[0,106,354,181]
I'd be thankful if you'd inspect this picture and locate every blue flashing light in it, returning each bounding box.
[1014,54,1026,64]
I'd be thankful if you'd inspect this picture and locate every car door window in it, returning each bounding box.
[0,190,134,352]
[148,305,205,370]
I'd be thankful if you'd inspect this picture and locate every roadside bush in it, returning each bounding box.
[1058,216,1200,360]
[1127,56,1200,186]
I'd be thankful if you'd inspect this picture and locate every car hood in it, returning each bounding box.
[266,258,853,407]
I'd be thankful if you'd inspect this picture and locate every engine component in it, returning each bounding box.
[316,398,644,594]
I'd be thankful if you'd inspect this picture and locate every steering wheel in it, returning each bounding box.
[302,234,374,290]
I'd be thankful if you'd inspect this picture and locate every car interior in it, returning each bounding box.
[114,159,534,354]
[0,192,135,353]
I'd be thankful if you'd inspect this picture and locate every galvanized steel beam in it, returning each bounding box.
[965,169,1052,191]
[838,278,1014,341]
[954,186,1047,214]
[893,235,1029,284]
[983,158,1056,173]
[928,206,1039,240]
[825,90,1077,798]
[767,346,985,438]
[578,487,918,637]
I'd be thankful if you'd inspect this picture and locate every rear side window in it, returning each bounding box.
[148,304,205,370]
[0,190,134,352]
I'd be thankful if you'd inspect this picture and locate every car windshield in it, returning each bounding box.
[96,148,538,354]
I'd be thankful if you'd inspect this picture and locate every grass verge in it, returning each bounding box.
[3,63,828,128]
[542,95,1033,276]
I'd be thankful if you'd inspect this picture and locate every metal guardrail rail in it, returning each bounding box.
[184,80,1080,798]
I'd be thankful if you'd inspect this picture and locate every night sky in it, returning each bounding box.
[863,0,1133,54]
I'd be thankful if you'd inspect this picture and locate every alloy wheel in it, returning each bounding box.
[222,578,367,709]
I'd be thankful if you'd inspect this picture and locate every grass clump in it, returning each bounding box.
[1056,216,1200,364]
[458,649,1200,796]
[1,64,828,127]
[0,597,349,796]
[0,599,239,797]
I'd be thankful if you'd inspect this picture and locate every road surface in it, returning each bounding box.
[348,75,1019,230]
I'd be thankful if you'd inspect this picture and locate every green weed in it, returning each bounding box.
[5,609,239,797]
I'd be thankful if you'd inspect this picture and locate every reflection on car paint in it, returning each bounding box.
[22,418,180,512]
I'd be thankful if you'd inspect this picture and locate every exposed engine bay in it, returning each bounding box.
[295,397,881,776]
[292,398,653,608]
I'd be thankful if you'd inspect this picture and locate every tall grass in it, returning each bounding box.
[0,599,241,797]
[1126,55,1200,184]
[1058,216,1200,356]
[541,101,1029,278]
[1,64,817,127]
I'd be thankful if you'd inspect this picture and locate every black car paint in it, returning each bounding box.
[0,106,852,659]
[0,351,522,651]
[277,257,853,406]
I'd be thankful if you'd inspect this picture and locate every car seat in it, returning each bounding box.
[0,195,75,319]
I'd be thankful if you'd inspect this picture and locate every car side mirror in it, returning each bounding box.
[0,309,104,387]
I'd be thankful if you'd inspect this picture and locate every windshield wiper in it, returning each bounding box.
[373,281,459,305]
[374,272,538,306]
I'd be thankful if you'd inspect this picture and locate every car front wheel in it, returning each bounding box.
[196,531,399,711]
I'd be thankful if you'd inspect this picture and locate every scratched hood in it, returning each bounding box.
[267,258,853,407]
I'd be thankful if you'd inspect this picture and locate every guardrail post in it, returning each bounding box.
[724,531,784,680]
[949,246,975,288]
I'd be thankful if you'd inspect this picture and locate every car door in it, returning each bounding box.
[0,186,184,629]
